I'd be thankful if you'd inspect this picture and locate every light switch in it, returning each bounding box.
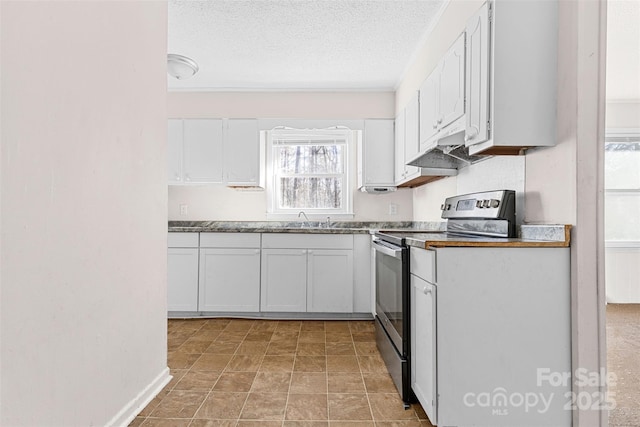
[179,204,188,216]
[388,203,398,215]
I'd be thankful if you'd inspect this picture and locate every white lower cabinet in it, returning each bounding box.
[168,248,199,312]
[307,249,353,312]
[261,249,308,312]
[261,234,355,313]
[167,231,370,316]
[410,246,572,427]
[199,233,261,312]
[410,274,437,424]
[167,232,200,312]
[199,248,261,312]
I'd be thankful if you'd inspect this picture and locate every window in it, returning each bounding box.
[266,128,352,216]
[604,131,640,244]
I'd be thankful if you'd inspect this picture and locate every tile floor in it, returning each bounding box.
[131,318,433,427]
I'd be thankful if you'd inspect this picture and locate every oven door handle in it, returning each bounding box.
[372,240,403,259]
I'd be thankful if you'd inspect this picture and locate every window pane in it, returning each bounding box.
[279,177,343,209]
[605,192,640,241]
[278,145,343,174]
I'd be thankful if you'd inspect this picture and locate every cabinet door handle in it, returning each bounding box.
[308,250,313,254]
[301,250,307,254]
[432,122,438,129]
[175,174,181,181]
[254,249,260,254]
[185,174,191,182]
[423,287,432,295]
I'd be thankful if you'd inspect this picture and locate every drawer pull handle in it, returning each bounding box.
[423,287,432,295]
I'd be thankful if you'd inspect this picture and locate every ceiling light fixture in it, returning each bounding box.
[167,54,199,80]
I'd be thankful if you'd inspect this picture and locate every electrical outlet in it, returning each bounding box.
[388,203,398,215]
[179,204,188,216]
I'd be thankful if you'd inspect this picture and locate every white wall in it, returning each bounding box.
[0,2,169,425]
[168,91,414,221]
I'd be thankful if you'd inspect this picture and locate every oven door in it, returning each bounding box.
[372,239,408,356]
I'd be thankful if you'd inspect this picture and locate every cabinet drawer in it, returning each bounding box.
[168,232,199,248]
[410,247,436,283]
[200,232,261,248]
[262,233,353,249]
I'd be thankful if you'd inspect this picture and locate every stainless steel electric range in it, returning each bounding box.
[372,190,516,408]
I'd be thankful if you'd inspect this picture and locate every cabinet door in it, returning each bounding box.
[307,249,354,313]
[419,70,440,148]
[199,248,261,312]
[261,249,307,312]
[183,119,224,183]
[394,110,406,184]
[168,248,199,312]
[411,274,437,423]
[465,2,490,146]
[168,120,183,184]
[225,119,261,186]
[404,93,420,178]
[362,119,395,186]
[439,34,466,129]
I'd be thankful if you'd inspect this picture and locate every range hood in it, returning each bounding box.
[360,186,397,194]
[407,117,489,169]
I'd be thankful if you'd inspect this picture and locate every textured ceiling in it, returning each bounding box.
[607,0,640,101]
[167,0,447,90]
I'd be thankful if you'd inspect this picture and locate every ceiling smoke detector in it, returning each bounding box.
[167,54,199,80]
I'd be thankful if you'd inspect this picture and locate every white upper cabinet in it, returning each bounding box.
[438,35,465,130]
[394,109,406,184]
[168,119,224,184]
[183,119,224,183]
[396,92,426,186]
[224,119,263,187]
[419,33,466,151]
[419,71,440,148]
[464,2,491,147]
[465,0,558,155]
[358,119,396,188]
[169,118,263,187]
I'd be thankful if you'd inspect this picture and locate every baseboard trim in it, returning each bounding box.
[106,366,172,427]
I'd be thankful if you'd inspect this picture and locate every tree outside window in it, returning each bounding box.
[267,129,352,215]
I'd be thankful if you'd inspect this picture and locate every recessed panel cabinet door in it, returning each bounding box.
[225,119,260,186]
[411,274,437,424]
[394,110,406,184]
[307,249,354,313]
[183,119,224,183]
[261,249,307,312]
[465,2,490,146]
[199,248,261,312]
[439,34,466,129]
[168,248,199,312]
[404,92,420,177]
[419,70,440,148]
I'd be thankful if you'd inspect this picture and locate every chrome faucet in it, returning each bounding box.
[325,216,332,228]
[297,211,311,227]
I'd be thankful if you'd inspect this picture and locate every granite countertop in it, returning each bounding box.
[390,225,571,249]
[168,220,446,234]
[168,221,571,247]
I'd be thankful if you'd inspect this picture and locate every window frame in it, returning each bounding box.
[265,128,354,218]
[604,129,640,247]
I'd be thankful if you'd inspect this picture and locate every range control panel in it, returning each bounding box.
[440,190,516,220]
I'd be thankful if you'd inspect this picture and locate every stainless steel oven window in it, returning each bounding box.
[373,240,406,351]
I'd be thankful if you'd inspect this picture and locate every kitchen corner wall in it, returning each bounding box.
[1,2,168,425]
[167,91,414,221]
